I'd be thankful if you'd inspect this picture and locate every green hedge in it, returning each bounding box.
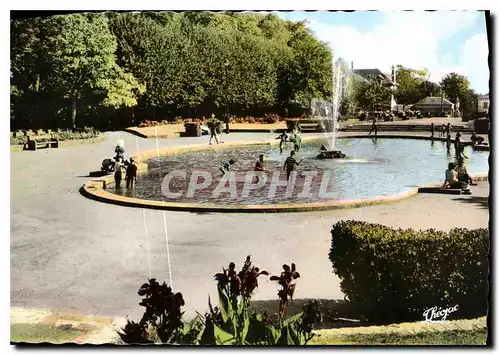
[329,220,489,322]
[10,128,101,145]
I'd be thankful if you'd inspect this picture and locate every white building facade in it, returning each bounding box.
[477,94,489,113]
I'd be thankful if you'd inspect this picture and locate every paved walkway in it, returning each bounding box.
[11,131,490,323]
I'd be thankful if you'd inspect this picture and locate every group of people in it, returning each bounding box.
[110,143,138,189]
[443,159,476,192]
[431,123,486,161]
[219,150,303,182]
[435,123,452,139]
[115,116,485,194]
[440,125,483,192]
[276,129,302,154]
[434,123,484,145]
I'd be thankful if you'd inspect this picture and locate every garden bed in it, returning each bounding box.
[10,128,102,145]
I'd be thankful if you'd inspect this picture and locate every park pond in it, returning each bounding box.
[111,138,489,205]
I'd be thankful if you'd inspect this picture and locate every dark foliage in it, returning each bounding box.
[329,220,489,322]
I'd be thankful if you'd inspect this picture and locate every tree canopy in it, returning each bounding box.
[352,77,391,111]
[11,12,482,130]
[394,65,429,108]
[11,13,144,129]
[11,11,333,130]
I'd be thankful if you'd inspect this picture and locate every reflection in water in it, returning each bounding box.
[111,138,489,205]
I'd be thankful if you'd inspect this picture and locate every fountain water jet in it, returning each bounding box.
[329,57,343,151]
[314,56,348,159]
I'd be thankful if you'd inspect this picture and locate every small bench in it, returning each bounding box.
[27,134,59,151]
[299,123,320,132]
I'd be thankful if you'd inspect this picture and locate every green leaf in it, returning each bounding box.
[213,324,236,345]
[217,286,232,323]
[241,313,250,342]
[282,312,303,327]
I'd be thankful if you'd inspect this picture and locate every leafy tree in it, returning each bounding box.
[10,17,50,128]
[284,22,332,111]
[394,65,428,109]
[440,73,470,105]
[11,11,334,128]
[11,14,144,130]
[461,88,479,119]
[418,80,441,98]
[352,77,391,111]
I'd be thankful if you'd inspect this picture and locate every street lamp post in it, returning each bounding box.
[224,61,230,134]
[440,92,444,117]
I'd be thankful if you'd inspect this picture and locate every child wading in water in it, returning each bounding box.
[220,159,235,176]
[283,150,303,180]
[126,158,138,188]
[293,131,302,152]
[254,154,265,183]
[276,131,288,154]
[114,157,125,188]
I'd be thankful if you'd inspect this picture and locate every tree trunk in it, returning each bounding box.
[72,99,77,131]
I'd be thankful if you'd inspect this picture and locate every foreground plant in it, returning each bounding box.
[119,257,320,345]
[117,279,187,344]
[270,263,301,320]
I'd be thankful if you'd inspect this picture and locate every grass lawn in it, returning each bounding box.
[310,327,488,345]
[11,323,87,344]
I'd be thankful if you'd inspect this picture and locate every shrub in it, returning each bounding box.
[10,135,26,145]
[264,113,281,124]
[139,119,181,127]
[329,220,489,322]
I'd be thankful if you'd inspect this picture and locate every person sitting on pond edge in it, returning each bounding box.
[443,162,468,190]
[470,132,485,145]
[455,158,476,186]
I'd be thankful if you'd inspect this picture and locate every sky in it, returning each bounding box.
[275,11,489,94]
